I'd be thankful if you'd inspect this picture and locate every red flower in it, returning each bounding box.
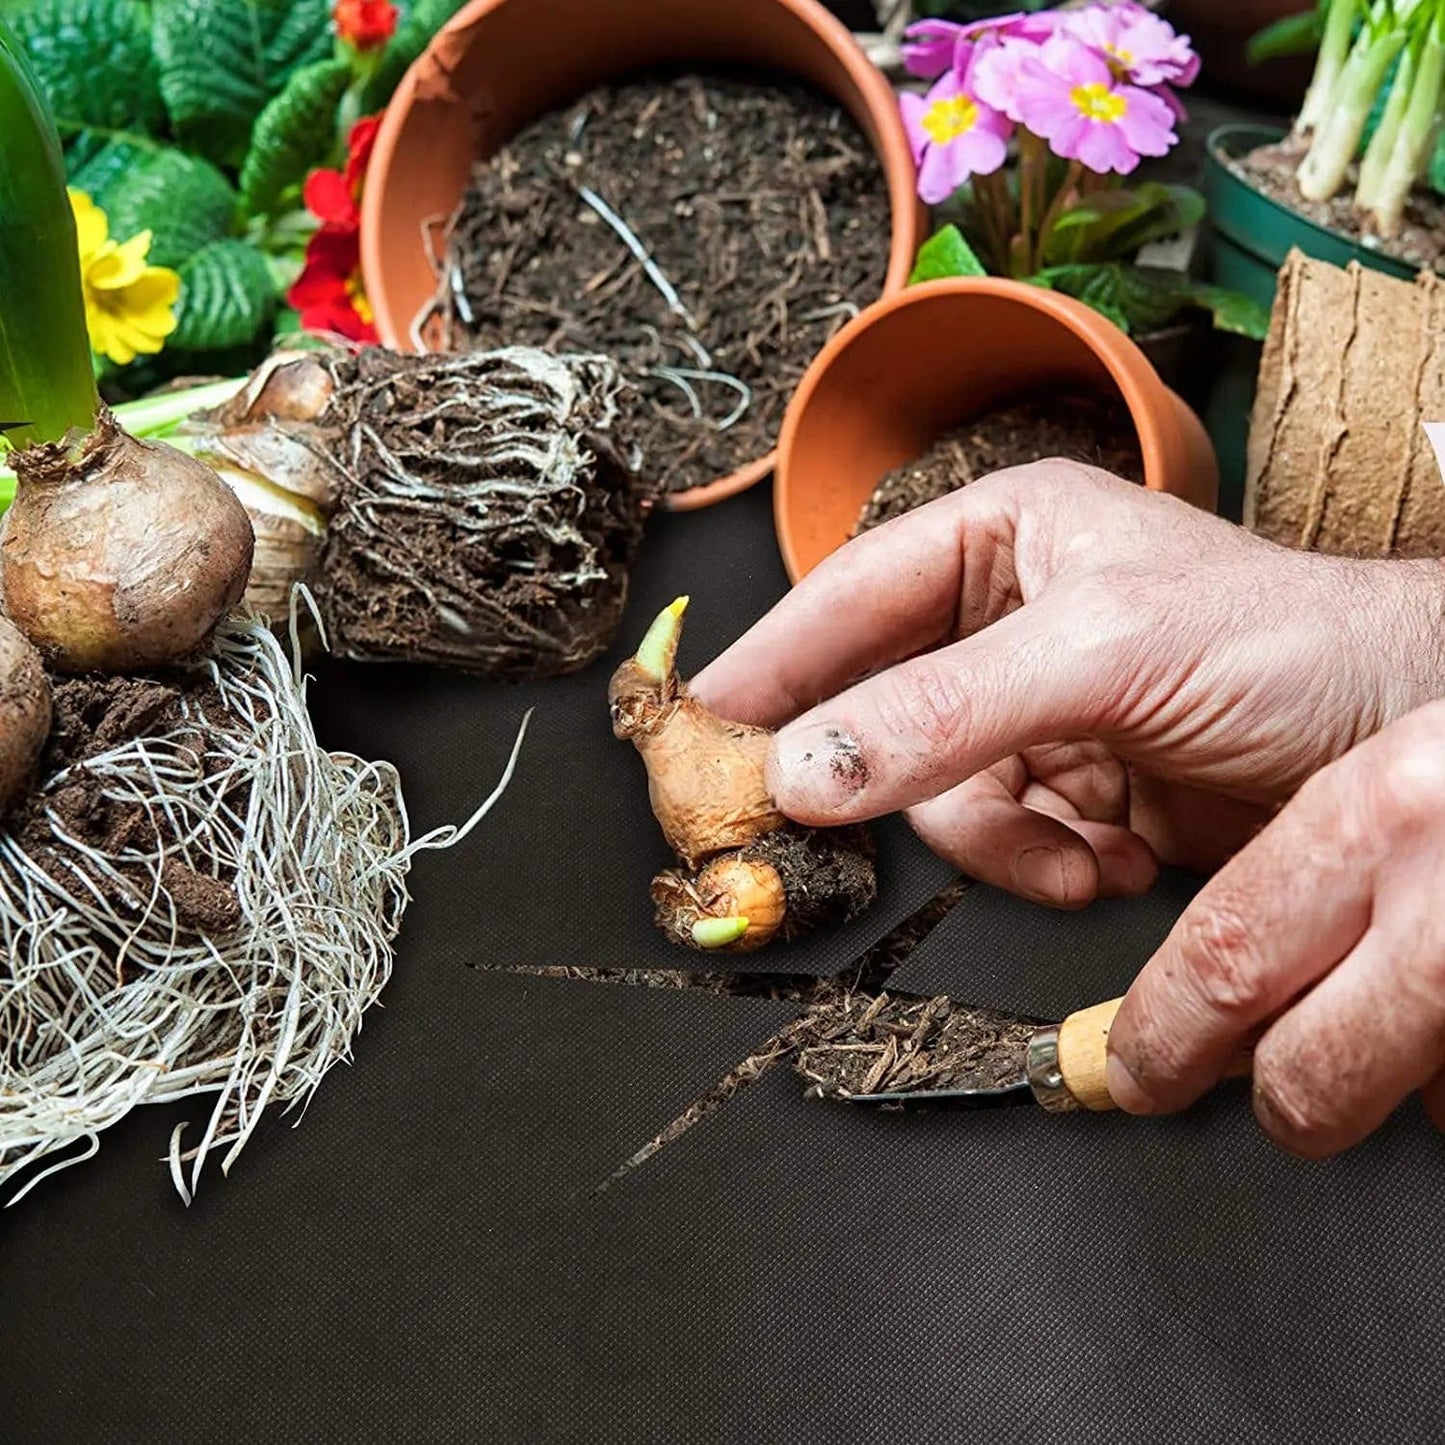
[333,0,397,50]
[288,227,379,343]
[292,115,384,342]
[301,116,381,230]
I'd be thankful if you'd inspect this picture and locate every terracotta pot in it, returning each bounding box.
[773,278,1219,582]
[360,0,923,512]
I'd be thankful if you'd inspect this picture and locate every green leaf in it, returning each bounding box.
[66,134,157,199]
[240,57,351,217]
[1247,8,1323,65]
[1033,263,1271,340]
[1184,283,1271,340]
[171,238,279,352]
[94,148,239,269]
[360,0,470,111]
[2,0,165,148]
[151,0,332,169]
[909,224,988,284]
[1429,130,1445,192]
[1043,184,1204,266]
[1032,263,1185,335]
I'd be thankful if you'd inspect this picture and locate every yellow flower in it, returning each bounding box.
[68,189,181,366]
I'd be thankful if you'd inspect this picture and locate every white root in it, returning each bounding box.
[0,610,522,1204]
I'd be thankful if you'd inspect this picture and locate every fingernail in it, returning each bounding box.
[770,723,869,817]
[1012,846,1065,903]
[1105,1052,1158,1115]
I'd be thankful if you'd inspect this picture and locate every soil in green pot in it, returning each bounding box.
[1231,136,1445,274]
[853,392,1145,535]
[439,71,892,496]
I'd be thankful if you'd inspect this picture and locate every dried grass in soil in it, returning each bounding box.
[855,394,1145,535]
[438,72,891,495]
[796,992,1035,1100]
[1232,137,1445,273]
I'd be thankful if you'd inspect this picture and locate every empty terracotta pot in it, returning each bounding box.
[360,0,923,511]
[774,278,1220,582]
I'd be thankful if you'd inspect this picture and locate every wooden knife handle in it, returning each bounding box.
[1054,997,1254,1113]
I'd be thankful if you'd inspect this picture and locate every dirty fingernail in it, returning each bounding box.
[770,723,868,817]
[1012,845,1066,903]
[1105,1052,1157,1115]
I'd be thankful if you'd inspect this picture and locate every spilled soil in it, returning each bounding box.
[443,71,892,494]
[854,393,1146,534]
[796,990,1036,1100]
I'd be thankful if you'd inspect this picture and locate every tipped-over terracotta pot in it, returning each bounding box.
[360,0,923,511]
[774,278,1219,582]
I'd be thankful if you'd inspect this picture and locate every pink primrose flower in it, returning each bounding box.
[1061,3,1201,88]
[899,70,1013,204]
[1003,34,1178,175]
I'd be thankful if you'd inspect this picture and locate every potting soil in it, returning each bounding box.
[1234,137,1445,273]
[855,392,1146,535]
[442,72,892,495]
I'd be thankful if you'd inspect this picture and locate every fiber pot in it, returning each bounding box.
[360,0,923,512]
[1203,123,1420,314]
[773,278,1219,583]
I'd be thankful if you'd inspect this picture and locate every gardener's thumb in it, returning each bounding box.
[766,588,1125,824]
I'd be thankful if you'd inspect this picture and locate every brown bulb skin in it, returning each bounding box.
[2,409,255,673]
[0,615,51,816]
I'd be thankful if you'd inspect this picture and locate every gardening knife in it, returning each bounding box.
[845,996,1253,1113]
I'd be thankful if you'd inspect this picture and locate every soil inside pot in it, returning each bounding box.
[1231,136,1445,273]
[796,990,1036,1099]
[7,675,244,959]
[854,392,1145,535]
[441,71,892,495]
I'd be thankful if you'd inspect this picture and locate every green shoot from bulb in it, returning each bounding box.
[0,16,100,450]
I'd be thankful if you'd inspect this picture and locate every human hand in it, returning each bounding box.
[693,463,1445,906]
[1107,699,1445,1156]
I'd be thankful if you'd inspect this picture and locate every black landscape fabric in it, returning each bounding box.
[5,487,1444,1443]
[889,867,1207,1020]
[0,970,800,1442]
[308,482,956,977]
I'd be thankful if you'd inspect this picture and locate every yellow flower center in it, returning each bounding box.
[922,94,979,145]
[1070,81,1127,124]
[1104,42,1135,66]
[346,270,374,325]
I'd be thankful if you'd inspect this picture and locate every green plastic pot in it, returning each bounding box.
[1203,123,1419,312]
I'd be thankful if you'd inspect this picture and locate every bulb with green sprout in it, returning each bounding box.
[0,18,253,674]
[610,598,877,954]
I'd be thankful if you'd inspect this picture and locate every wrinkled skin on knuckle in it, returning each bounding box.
[1369,724,1445,842]
[873,660,973,762]
[1173,899,1268,1022]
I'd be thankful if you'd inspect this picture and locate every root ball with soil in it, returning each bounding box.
[183,346,649,680]
[0,614,481,1202]
[611,598,876,953]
